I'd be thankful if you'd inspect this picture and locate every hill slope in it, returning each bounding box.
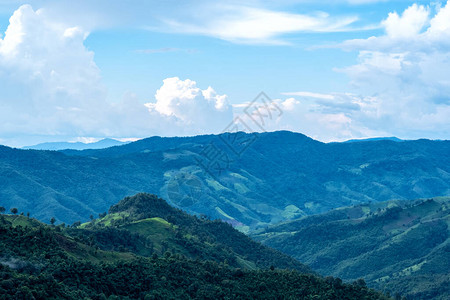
[0,194,390,299]
[252,197,450,300]
[75,193,311,272]
[1,131,449,227]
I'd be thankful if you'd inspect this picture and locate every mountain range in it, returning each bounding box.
[1,131,449,229]
[22,138,127,151]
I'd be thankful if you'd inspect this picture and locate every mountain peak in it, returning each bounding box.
[108,193,179,220]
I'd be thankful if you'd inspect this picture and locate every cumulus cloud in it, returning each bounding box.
[383,4,429,39]
[103,78,232,139]
[233,93,383,142]
[290,0,450,141]
[340,2,450,51]
[1,2,448,146]
[0,5,233,147]
[0,4,106,139]
[143,77,232,134]
[153,0,447,141]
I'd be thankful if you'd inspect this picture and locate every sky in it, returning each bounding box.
[0,0,449,147]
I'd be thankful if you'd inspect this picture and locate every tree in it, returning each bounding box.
[72,221,81,228]
[353,278,366,288]
[50,217,56,225]
[10,208,18,215]
[0,206,5,214]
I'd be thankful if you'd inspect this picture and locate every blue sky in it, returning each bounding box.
[0,0,449,147]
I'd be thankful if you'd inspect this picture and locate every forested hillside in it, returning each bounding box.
[0,194,390,299]
[75,193,310,272]
[253,197,450,300]
[0,131,449,229]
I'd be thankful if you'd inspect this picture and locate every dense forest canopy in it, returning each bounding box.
[0,193,391,299]
[253,197,450,300]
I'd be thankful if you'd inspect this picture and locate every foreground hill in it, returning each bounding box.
[0,131,449,227]
[0,194,390,299]
[75,193,311,272]
[252,197,450,300]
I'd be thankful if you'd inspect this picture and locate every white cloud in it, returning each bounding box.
[144,77,232,133]
[320,1,450,140]
[1,1,368,46]
[341,1,450,51]
[282,91,335,100]
[0,5,106,138]
[236,93,384,142]
[382,3,429,39]
[1,2,448,146]
[161,5,359,44]
[0,5,234,147]
[426,1,450,40]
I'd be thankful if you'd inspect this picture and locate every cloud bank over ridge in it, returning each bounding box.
[0,2,449,146]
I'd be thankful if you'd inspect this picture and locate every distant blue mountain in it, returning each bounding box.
[343,137,404,143]
[22,138,128,151]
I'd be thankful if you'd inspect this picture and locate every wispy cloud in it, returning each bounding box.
[159,5,363,44]
[282,91,335,100]
[346,0,389,4]
[9,1,380,45]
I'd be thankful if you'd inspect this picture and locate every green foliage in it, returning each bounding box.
[0,215,390,300]
[71,221,81,228]
[253,198,450,300]
[80,193,311,272]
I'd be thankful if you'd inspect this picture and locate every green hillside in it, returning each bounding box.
[0,131,449,228]
[252,197,450,300]
[0,195,390,299]
[73,193,310,272]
